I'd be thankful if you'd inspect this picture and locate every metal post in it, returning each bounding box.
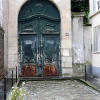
[4,77,6,100]
[16,67,17,83]
[85,65,87,81]
[12,71,13,86]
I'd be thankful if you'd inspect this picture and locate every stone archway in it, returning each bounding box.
[7,0,72,78]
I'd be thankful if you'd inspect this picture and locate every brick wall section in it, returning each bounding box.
[0,32,4,81]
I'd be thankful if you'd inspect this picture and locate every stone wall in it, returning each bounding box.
[7,0,72,77]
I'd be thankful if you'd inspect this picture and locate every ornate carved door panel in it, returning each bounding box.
[19,35,37,76]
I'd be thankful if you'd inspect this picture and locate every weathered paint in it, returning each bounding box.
[21,64,36,77]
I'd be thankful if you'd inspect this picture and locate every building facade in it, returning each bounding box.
[89,0,100,78]
[3,0,73,77]
[1,0,91,78]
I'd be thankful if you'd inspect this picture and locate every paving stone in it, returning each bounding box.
[19,80,100,100]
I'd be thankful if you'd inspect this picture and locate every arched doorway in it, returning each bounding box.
[18,0,61,77]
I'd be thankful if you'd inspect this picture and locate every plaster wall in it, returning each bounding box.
[7,0,72,77]
[90,13,100,78]
[92,54,100,78]
[91,13,100,27]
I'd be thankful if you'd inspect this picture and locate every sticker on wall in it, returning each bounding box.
[62,49,69,56]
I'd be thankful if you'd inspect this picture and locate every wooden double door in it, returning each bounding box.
[18,0,61,77]
[19,34,60,77]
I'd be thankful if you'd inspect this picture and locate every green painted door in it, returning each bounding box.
[18,0,61,77]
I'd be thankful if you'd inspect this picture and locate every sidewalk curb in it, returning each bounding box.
[78,79,100,93]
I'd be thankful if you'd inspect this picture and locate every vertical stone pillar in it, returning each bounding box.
[72,12,85,76]
[7,0,21,78]
[56,0,72,76]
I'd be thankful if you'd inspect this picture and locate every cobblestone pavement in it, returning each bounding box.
[21,80,100,100]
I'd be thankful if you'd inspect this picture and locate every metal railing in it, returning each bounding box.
[4,66,18,100]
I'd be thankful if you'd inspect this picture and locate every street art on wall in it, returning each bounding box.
[73,44,84,76]
[73,45,83,63]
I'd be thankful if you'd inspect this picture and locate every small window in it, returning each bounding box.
[97,1,100,10]
[93,25,100,52]
[93,0,96,12]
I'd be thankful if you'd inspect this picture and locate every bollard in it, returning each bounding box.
[85,65,87,81]
[16,66,17,83]
[12,71,13,86]
[4,77,6,100]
